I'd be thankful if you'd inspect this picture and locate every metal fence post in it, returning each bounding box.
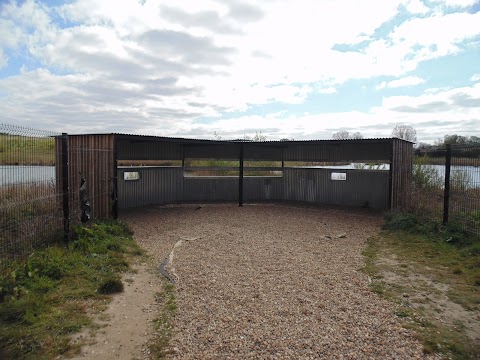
[443,144,451,225]
[239,143,244,207]
[61,133,70,243]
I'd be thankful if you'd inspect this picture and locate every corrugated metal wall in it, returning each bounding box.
[118,167,389,209]
[183,177,239,201]
[244,177,284,201]
[283,140,391,161]
[118,167,182,208]
[283,168,389,209]
[115,136,394,162]
[116,137,183,160]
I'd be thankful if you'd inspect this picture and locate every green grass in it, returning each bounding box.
[0,134,55,166]
[0,220,143,359]
[363,212,480,359]
[149,282,176,359]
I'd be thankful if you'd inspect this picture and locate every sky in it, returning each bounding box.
[0,0,479,143]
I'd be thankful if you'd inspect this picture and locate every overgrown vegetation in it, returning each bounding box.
[364,212,480,359]
[0,134,55,166]
[184,159,283,177]
[0,220,143,359]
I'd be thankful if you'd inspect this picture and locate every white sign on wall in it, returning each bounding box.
[124,172,140,181]
[331,172,347,181]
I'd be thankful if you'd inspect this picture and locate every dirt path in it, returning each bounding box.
[122,204,434,359]
[69,262,163,359]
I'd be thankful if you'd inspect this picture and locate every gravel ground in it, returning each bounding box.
[123,203,432,359]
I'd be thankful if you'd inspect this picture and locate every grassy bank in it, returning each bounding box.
[364,213,480,359]
[0,221,144,359]
[415,156,480,167]
[0,134,55,166]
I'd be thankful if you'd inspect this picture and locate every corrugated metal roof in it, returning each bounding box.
[74,132,411,145]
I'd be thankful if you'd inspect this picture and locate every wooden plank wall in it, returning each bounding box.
[67,135,115,221]
[390,138,413,210]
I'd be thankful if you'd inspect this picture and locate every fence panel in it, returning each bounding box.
[0,124,63,262]
[449,145,480,234]
[407,144,480,236]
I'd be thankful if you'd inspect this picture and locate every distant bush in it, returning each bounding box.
[412,156,442,189]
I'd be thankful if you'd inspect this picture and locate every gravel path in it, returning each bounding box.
[123,204,431,359]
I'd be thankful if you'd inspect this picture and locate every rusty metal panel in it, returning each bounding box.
[118,167,183,208]
[283,168,389,209]
[67,135,115,220]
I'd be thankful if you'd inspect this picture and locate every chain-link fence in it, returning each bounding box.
[0,124,63,262]
[408,144,480,235]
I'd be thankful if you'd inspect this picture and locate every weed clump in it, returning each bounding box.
[383,212,477,246]
[98,278,124,294]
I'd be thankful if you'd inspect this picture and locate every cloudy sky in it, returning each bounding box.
[0,0,479,142]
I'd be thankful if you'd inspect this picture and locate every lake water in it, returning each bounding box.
[0,165,56,186]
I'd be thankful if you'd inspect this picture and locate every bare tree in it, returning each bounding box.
[332,130,363,140]
[332,130,351,140]
[213,131,222,140]
[391,125,417,142]
[351,132,363,139]
[253,131,267,142]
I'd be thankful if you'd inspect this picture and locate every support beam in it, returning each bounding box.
[239,144,244,207]
[61,133,70,243]
[443,144,452,225]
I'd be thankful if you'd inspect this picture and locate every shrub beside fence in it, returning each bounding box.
[407,144,480,236]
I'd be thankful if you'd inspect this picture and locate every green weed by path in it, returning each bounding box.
[149,281,177,359]
[363,213,480,359]
[0,220,143,359]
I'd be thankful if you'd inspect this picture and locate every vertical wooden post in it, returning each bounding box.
[112,135,119,219]
[443,144,452,225]
[388,139,394,210]
[239,144,244,207]
[61,133,70,243]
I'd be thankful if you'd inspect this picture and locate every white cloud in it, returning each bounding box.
[0,0,479,142]
[388,12,480,56]
[380,82,480,111]
[404,0,430,14]
[471,73,480,82]
[431,0,479,7]
[376,76,426,89]
[0,48,6,69]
